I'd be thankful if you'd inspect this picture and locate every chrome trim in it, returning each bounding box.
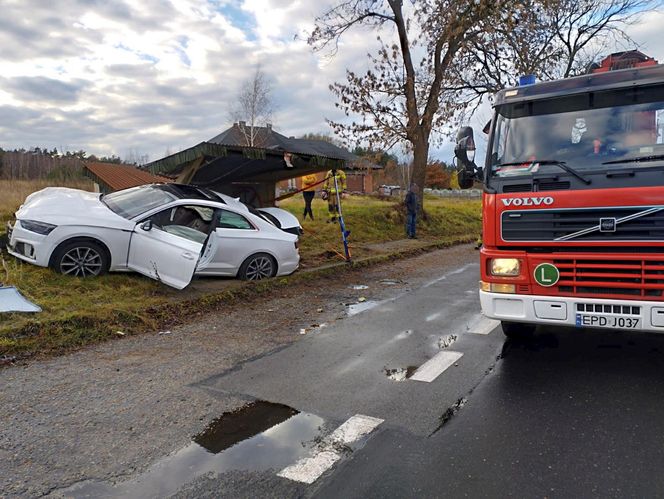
[554,206,664,241]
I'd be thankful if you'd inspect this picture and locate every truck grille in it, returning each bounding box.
[549,257,664,299]
[502,206,664,242]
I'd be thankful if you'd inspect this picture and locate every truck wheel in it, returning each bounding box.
[501,321,535,338]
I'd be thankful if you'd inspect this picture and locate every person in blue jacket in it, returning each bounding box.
[404,183,419,239]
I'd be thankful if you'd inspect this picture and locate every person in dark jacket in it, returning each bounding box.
[405,183,419,239]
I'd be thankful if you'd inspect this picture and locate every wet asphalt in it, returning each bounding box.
[58,258,664,498]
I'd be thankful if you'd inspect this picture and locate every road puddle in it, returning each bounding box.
[346,300,381,316]
[57,401,329,498]
[379,279,401,286]
[384,366,418,381]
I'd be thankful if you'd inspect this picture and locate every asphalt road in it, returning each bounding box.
[57,257,664,498]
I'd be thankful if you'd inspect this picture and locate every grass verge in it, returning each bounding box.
[1,181,480,362]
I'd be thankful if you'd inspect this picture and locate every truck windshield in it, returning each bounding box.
[490,85,664,178]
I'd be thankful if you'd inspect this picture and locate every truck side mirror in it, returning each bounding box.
[455,126,478,189]
[455,126,476,166]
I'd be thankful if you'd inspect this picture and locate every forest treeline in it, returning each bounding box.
[0,147,128,180]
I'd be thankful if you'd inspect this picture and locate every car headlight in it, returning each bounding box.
[491,258,520,276]
[19,220,57,235]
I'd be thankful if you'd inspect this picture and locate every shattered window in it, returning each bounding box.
[148,205,212,243]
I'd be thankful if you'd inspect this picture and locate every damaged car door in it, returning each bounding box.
[127,204,216,289]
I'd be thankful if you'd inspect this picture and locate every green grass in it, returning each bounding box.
[278,194,481,263]
[0,184,480,360]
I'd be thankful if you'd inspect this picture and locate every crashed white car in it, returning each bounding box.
[6,183,301,289]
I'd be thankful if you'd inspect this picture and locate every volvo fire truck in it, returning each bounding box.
[455,52,664,337]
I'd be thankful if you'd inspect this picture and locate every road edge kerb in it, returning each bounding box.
[1,235,475,364]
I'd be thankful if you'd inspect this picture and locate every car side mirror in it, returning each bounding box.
[141,220,152,231]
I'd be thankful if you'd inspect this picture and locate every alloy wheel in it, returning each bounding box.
[245,256,274,280]
[60,247,104,277]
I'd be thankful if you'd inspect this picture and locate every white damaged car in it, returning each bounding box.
[6,183,300,289]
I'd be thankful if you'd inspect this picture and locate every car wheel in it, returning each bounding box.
[239,253,277,281]
[53,240,110,277]
[501,321,536,338]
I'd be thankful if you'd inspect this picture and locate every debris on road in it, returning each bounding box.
[158,331,172,336]
[358,296,367,302]
[384,366,418,382]
[115,331,126,337]
[0,355,17,366]
[351,285,369,290]
[438,334,458,349]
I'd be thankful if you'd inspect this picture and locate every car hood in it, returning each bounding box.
[258,207,302,231]
[15,187,132,229]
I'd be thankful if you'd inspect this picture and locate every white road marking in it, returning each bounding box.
[422,263,477,288]
[277,414,383,484]
[410,351,464,383]
[426,312,442,322]
[470,317,500,335]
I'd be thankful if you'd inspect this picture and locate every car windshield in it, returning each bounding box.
[102,185,177,219]
[490,84,664,178]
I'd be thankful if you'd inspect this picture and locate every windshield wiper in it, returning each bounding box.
[496,160,591,185]
[602,154,664,165]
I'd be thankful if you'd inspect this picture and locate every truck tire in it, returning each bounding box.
[501,321,535,338]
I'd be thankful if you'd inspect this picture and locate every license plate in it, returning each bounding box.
[576,314,641,329]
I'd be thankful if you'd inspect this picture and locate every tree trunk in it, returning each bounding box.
[411,132,429,216]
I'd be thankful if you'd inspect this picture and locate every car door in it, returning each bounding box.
[127,204,215,289]
[203,208,260,275]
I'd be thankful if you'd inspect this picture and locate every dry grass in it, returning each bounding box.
[0,179,94,227]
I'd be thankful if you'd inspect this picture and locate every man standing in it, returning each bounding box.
[301,173,317,220]
[405,183,419,239]
[323,169,347,223]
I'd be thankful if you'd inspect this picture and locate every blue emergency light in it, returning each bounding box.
[518,74,536,86]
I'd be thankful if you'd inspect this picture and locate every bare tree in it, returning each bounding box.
[231,65,275,147]
[552,0,659,78]
[455,0,660,97]
[309,0,520,211]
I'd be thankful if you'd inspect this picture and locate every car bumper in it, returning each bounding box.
[6,221,50,267]
[276,253,300,276]
[480,290,664,333]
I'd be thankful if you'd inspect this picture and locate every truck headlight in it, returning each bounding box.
[491,258,520,276]
[19,220,57,235]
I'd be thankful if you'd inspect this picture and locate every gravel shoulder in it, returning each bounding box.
[0,244,476,497]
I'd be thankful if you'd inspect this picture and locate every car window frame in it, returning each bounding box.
[216,208,257,231]
[138,202,221,244]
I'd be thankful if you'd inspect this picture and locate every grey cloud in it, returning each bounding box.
[105,64,159,80]
[1,77,88,103]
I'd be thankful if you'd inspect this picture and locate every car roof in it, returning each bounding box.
[158,183,225,203]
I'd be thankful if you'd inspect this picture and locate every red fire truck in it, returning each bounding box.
[456,53,664,337]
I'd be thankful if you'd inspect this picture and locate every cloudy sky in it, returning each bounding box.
[1,0,663,164]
